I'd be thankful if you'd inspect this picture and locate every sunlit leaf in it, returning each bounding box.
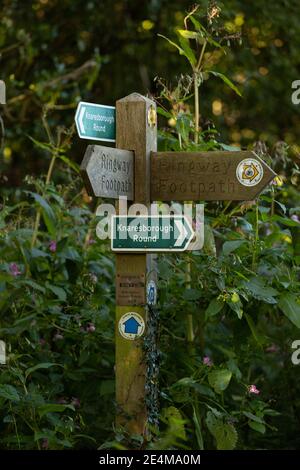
[208,71,242,96]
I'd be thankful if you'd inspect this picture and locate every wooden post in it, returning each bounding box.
[115,93,157,436]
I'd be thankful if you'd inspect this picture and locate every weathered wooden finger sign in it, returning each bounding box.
[151,150,276,201]
[80,145,134,200]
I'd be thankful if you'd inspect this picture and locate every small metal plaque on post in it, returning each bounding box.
[80,145,134,200]
[116,274,145,306]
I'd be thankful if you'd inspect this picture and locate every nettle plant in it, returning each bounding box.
[152,4,300,450]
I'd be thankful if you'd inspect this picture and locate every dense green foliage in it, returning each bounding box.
[0,0,300,450]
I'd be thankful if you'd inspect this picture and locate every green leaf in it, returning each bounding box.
[219,143,241,151]
[176,113,192,144]
[208,369,232,394]
[227,299,243,319]
[162,406,186,440]
[183,288,201,300]
[243,277,278,304]
[208,71,242,96]
[46,283,67,301]
[177,35,197,67]
[173,377,196,387]
[249,421,266,434]
[226,358,242,380]
[57,154,80,173]
[192,405,204,450]
[158,34,192,66]
[205,298,224,318]
[189,16,203,32]
[278,293,300,328]
[19,279,46,293]
[271,215,300,227]
[245,313,266,346]
[157,107,172,119]
[38,403,75,418]
[206,411,238,450]
[243,411,265,423]
[0,384,20,402]
[177,29,202,40]
[25,362,59,378]
[27,135,53,153]
[223,239,247,255]
[30,248,49,258]
[28,192,56,236]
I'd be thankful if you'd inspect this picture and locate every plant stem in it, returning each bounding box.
[45,153,57,185]
[271,186,275,216]
[185,261,195,344]
[252,201,260,270]
[193,40,207,145]
[196,40,207,71]
[194,72,200,144]
[31,152,57,248]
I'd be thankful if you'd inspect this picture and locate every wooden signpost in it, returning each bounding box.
[78,93,277,437]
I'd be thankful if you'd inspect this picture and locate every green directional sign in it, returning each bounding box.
[111,215,195,252]
[75,101,116,142]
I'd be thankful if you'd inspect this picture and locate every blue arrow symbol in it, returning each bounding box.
[123,316,141,335]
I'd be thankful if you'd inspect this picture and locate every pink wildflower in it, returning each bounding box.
[49,240,57,252]
[57,397,67,404]
[248,384,260,395]
[41,438,49,449]
[53,332,64,341]
[86,323,96,333]
[291,214,300,223]
[9,263,21,277]
[203,356,213,367]
[71,397,80,408]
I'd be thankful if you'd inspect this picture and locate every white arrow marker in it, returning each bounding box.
[174,219,188,248]
[79,106,86,134]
